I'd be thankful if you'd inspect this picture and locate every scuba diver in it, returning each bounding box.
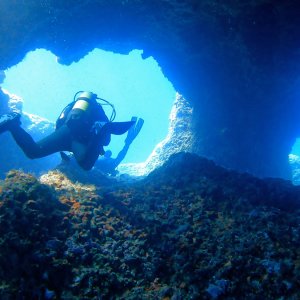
[95,117,144,176]
[0,91,136,170]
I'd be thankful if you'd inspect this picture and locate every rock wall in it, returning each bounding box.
[289,154,300,185]
[119,93,193,176]
[0,1,300,179]
[0,89,60,178]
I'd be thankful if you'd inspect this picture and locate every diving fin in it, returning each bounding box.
[125,117,144,144]
[134,118,144,136]
[130,116,138,123]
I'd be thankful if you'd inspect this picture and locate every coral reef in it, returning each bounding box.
[1,153,300,299]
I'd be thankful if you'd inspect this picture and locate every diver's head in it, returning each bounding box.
[104,150,112,158]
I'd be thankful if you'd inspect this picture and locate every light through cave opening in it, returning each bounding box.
[289,138,300,185]
[2,48,176,165]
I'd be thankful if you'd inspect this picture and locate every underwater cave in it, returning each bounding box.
[2,2,300,299]
[1,47,176,171]
[1,1,300,180]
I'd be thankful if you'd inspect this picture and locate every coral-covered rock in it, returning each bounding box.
[1,153,300,298]
[0,171,69,298]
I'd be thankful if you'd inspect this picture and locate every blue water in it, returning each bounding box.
[291,139,300,156]
[2,49,175,163]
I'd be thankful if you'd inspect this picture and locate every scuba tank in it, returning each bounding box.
[66,91,97,124]
[56,91,116,130]
[71,91,96,113]
[71,91,116,121]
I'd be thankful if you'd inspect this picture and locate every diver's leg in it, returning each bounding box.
[0,112,21,134]
[71,136,104,171]
[10,125,72,159]
[35,125,72,156]
[71,121,135,171]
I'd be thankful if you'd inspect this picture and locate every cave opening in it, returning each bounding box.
[291,139,300,156]
[289,138,300,185]
[2,48,176,165]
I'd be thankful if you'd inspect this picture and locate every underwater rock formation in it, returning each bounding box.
[118,93,193,176]
[0,89,60,178]
[289,154,300,186]
[0,1,299,179]
[0,87,10,114]
[1,153,300,298]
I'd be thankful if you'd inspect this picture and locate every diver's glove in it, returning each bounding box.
[91,121,111,146]
[91,121,107,135]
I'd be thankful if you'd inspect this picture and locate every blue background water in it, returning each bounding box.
[291,139,300,156]
[2,49,175,163]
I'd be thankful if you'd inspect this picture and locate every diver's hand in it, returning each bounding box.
[91,121,107,135]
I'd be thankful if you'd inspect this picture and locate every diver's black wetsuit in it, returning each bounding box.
[9,99,110,170]
[10,124,104,170]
